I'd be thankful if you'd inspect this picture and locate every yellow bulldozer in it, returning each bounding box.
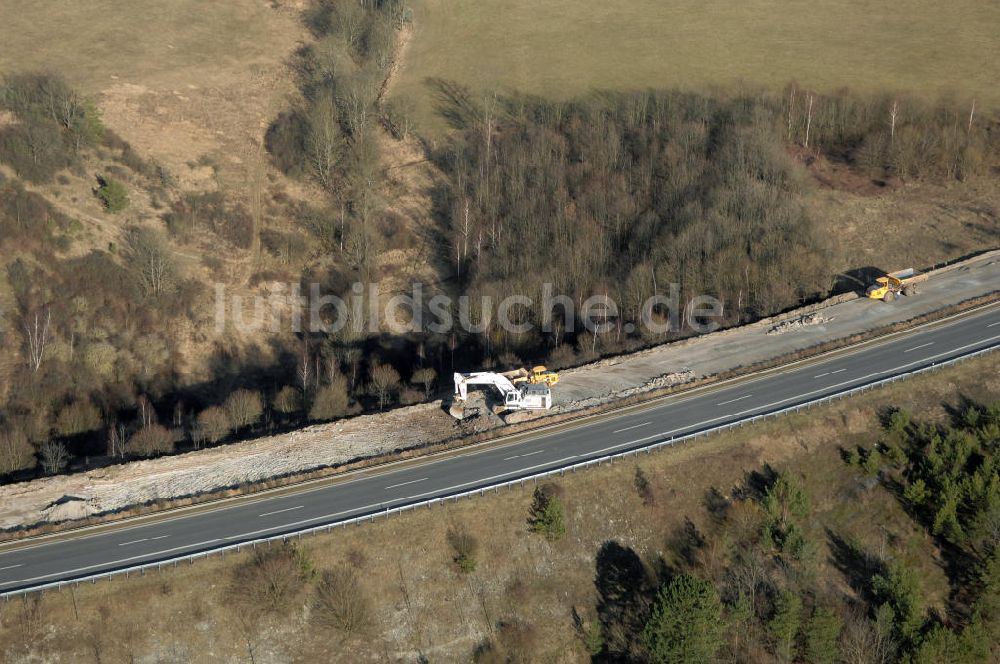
[866,268,927,302]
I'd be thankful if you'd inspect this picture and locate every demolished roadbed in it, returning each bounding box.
[1,250,999,538]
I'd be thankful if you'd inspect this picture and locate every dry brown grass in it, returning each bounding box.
[4,352,998,661]
[393,0,1000,135]
[0,0,307,193]
[805,170,1000,277]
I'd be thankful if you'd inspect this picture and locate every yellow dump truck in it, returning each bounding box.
[526,365,559,386]
[866,268,928,302]
[504,365,560,386]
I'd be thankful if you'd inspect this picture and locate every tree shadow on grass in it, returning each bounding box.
[425,77,481,131]
[733,463,778,503]
[593,541,654,663]
[826,528,884,605]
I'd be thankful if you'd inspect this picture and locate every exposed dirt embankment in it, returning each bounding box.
[0,251,998,536]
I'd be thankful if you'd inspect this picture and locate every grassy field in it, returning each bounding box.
[0,0,300,93]
[4,352,999,661]
[391,0,1000,133]
[0,0,305,192]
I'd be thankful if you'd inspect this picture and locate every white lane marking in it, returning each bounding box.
[226,505,384,540]
[613,421,651,434]
[118,538,147,547]
[8,326,1000,586]
[405,455,581,502]
[904,342,934,353]
[591,437,656,456]
[227,454,587,541]
[503,450,543,460]
[259,505,303,518]
[12,309,995,562]
[0,539,223,588]
[385,477,428,490]
[654,332,1000,439]
[0,564,23,571]
[531,333,1000,469]
[814,372,829,378]
[119,534,169,546]
[717,394,752,406]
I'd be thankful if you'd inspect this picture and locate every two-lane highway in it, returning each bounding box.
[2,304,999,594]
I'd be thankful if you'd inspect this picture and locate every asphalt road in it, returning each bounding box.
[2,305,1000,594]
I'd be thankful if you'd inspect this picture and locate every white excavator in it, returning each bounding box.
[453,371,553,413]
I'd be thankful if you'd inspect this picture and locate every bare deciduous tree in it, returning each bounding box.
[196,406,231,445]
[39,440,69,475]
[306,94,344,190]
[22,308,50,373]
[309,374,350,421]
[410,367,437,399]
[297,344,312,394]
[273,386,302,416]
[224,389,264,431]
[313,567,373,635]
[125,226,177,297]
[127,424,174,457]
[106,419,127,458]
[136,394,156,429]
[343,346,362,389]
[230,542,310,615]
[369,362,401,410]
[839,607,897,664]
[0,427,35,475]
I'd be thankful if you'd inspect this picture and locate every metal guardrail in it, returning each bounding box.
[3,340,999,599]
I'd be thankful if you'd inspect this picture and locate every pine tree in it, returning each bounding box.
[804,606,842,664]
[528,485,566,540]
[769,590,802,662]
[642,574,724,664]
